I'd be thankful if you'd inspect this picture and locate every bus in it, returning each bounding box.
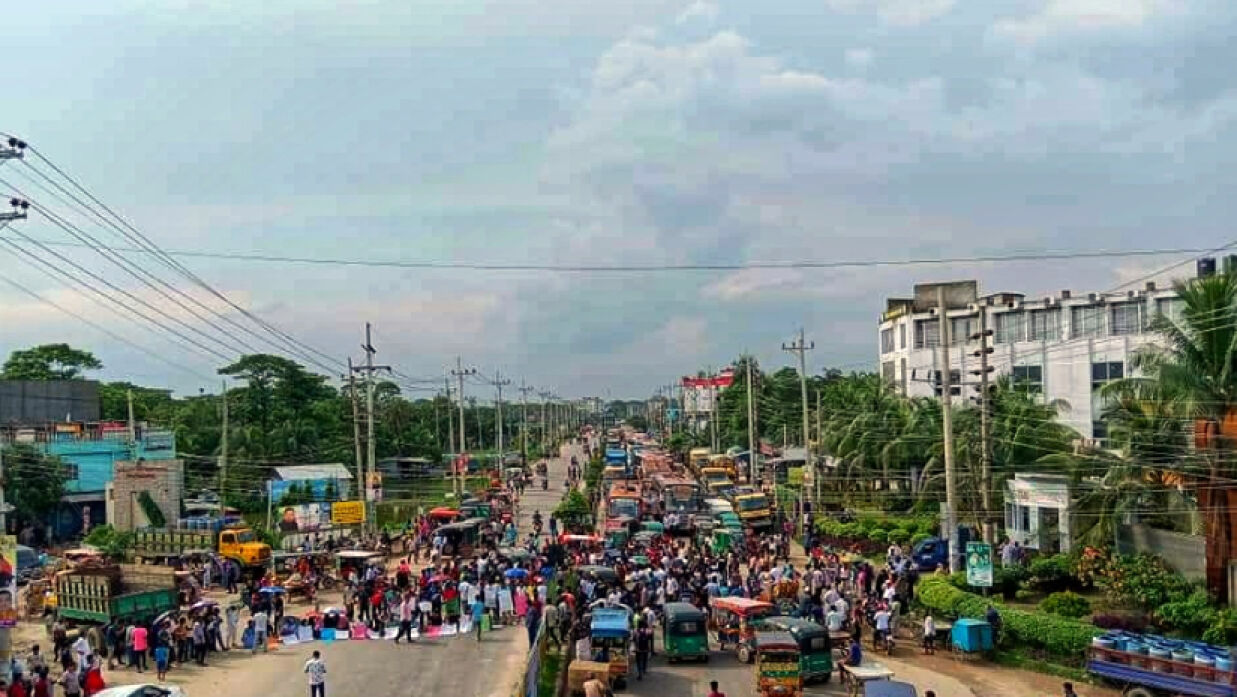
[606,483,643,522]
[688,448,712,475]
[655,476,703,533]
[699,467,735,496]
[732,491,773,529]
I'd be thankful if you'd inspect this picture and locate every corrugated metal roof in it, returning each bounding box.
[272,463,353,480]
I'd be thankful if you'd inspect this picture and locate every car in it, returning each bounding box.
[93,684,187,697]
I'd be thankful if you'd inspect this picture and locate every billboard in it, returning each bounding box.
[0,535,18,627]
[966,542,993,588]
[275,503,331,533]
[269,477,350,504]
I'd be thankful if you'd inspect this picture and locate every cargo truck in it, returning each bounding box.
[54,564,179,631]
[131,522,271,569]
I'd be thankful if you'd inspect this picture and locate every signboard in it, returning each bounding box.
[269,477,350,504]
[966,541,993,588]
[276,502,331,533]
[0,535,18,627]
[331,501,365,526]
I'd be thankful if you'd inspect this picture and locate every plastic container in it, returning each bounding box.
[1149,647,1171,672]
[1173,650,1195,677]
[1093,636,1116,650]
[1216,656,1233,672]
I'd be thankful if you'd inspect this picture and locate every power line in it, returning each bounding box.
[0,235,1225,273]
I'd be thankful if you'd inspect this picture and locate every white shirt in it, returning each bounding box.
[304,658,327,685]
[73,636,91,661]
[253,611,269,633]
[923,617,936,637]
[826,610,844,632]
[874,611,891,631]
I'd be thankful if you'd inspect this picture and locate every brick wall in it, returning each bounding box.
[110,459,184,531]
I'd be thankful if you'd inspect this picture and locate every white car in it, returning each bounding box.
[93,684,186,697]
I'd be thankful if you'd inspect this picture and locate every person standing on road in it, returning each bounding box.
[705,680,726,697]
[582,673,606,697]
[471,594,486,642]
[394,593,415,644]
[303,650,327,697]
[225,604,240,650]
[251,608,269,654]
[633,618,653,681]
[130,624,148,673]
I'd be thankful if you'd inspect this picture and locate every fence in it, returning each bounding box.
[513,616,548,697]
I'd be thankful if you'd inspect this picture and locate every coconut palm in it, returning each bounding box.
[1106,272,1237,600]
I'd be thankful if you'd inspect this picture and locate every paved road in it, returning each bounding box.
[158,443,577,697]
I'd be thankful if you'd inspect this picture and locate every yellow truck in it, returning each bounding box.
[732,491,773,530]
[689,448,712,475]
[699,467,735,496]
[709,454,738,480]
[131,524,272,569]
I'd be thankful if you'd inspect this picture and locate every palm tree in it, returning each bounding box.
[1109,273,1237,601]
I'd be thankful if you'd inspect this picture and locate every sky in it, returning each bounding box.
[2,0,1236,400]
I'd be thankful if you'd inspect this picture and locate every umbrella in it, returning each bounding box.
[505,568,529,579]
[154,611,176,626]
[259,586,286,594]
[190,599,217,611]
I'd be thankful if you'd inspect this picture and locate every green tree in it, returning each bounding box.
[2,444,68,524]
[2,343,102,380]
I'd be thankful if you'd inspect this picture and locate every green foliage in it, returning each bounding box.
[3,444,69,523]
[911,532,931,546]
[917,577,1100,662]
[1157,590,1216,636]
[554,489,591,521]
[1028,554,1074,592]
[1,343,101,380]
[867,529,889,544]
[1103,553,1192,609]
[887,528,910,545]
[1039,591,1091,619]
[1203,609,1237,645]
[83,525,135,560]
[136,491,167,528]
[1014,589,1035,601]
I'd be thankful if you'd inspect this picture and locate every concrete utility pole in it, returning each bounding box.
[708,366,719,454]
[445,376,456,458]
[470,397,483,451]
[746,356,758,486]
[491,372,511,457]
[452,358,478,495]
[348,360,363,492]
[937,287,960,572]
[519,381,534,462]
[971,309,996,544]
[353,324,391,533]
[127,388,136,445]
[219,380,229,499]
[782,328,814,534]
[539,392,550,451]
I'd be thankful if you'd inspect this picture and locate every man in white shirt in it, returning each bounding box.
[826,607,844,632]
[72,634,92,668]
[304,650,327,697]
[251,609,269,654]
[874,608,891,649]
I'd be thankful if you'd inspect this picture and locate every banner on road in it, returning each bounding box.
[966,541,993,587]
[331,500,365,525]
[0,535,18,627]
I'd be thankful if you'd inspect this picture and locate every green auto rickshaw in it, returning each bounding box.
[764,617,832,684]
[710,528,735,555]
[640,521,665,534]
[663,602,710,663]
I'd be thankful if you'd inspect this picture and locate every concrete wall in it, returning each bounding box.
[1116,523,1205,582]
[45,430,176,492]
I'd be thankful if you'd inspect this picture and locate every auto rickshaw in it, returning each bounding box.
[709,596,774,662]
[765,616,833,684]
[437,519,481,558]
[429,507,462,524]
[663,602,710,662]
[604,520,630,548]
[458,500,493,520]
[754,632,803,697]
[710,528,735,555]
[640,521,665,534]
[589,607,632,687]
[334,550,385,583]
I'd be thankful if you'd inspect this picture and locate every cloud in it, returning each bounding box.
[991,0,1180,44]
[675,0,718,25]
[844,47,874,70]
[825,0,956,26]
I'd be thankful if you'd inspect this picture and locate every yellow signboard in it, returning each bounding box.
[331,501,365,525]
[0,534,17,627]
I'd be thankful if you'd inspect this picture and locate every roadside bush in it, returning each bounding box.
[887,529,910,545]
[1103,553,1192,609]
[868,529,889,545]
[1156,590,1215,637]
[1014,589,1035,601]
[1039,592,1091,619]
[1092,612,1152,633]
[917,577,1100,663]
[910,532,931,547]
[1203,609,1237,645]
[995,565,1029,600]
[1029,555,1073,592]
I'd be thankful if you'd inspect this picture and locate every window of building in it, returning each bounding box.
[881,328,895,354]
[1019,505,1031,532]
[932,369,961,397]
[915,319,940,349]
[1071,305,1104,339]
[950,316,975,346]
[1110,302,1141,336]
[1028,308,1060,341]
[61,462,80,481]
[900,357,908,394]
[881,361,895,384]
[1012,364,1043,394]
[899,324,906,350]
[1155,297,1185,326]
[1005,502,1015,530]
[995,311,1025,344]
[1092,361,1124,387]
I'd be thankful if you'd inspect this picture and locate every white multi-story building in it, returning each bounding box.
[876,275,1196,442]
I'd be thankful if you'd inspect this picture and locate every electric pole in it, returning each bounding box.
[782,328,814,535]
[219,380,229,499]
[347,360,364,493]
[539,391,550,451]
[746,356,758,487]
[452,358,478,495]
[938,287,960,572]
[352,324,390,533]
[971,309,995,544]
[519,381,534,463]
[445,376,456,458]
[491,371,512,458]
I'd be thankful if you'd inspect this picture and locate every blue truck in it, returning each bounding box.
[910,526,977,571]
[1088,644,1237,697]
